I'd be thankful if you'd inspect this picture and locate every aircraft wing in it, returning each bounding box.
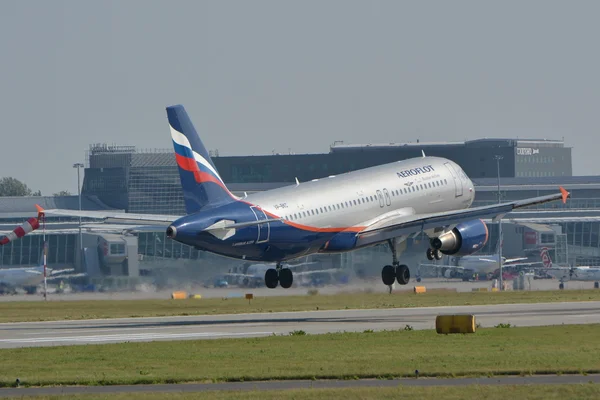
[294,268,340,277]
[419,263,461,270]
[37,206,180,224]
[49,268,76,276]
[505,257,528,263]
[356,187,569,247]
[503,261,543,267]
[46,273,88,282]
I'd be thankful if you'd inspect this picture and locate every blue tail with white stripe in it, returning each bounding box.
[167,105,237,214]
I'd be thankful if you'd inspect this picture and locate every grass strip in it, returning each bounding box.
[1,324,600,388]
[1,289,599,323]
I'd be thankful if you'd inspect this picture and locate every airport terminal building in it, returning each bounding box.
[82,139,572,215]
[1,137,598,280]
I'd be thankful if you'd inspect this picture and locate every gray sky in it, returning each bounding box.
[1,0,599,195]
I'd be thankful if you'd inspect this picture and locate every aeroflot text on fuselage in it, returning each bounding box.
[396,165,435,178]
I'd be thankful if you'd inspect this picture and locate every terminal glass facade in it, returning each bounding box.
[0,234,76,266]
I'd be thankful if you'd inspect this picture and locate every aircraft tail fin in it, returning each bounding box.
[540,247,553,268]
[166,105,237,214]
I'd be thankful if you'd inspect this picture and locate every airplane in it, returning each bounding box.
[418,241,541,281]
[15,105,570,290]
[539,247,600,289]
[0,263,77,295]
[227,261,339,287]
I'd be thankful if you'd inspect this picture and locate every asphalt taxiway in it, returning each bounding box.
[0,301,599,349]
[0,374,598,397]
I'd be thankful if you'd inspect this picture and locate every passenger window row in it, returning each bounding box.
[283,178,448,221]
[391,178,448,197]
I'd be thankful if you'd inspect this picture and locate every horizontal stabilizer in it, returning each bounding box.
[81,224,170,233]
[204,218,282,232]
[203,218,282,240]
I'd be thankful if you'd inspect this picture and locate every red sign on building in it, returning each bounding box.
[524,231,537,244]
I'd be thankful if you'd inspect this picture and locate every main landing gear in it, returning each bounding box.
[381,238,411,287]
[265,262,294,289]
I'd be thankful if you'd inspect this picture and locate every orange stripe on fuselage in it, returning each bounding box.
[480,219,489,244]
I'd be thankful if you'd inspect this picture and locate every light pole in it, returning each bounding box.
[73,163,84,267]
[494,155,503,290]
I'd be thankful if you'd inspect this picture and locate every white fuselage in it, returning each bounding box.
[0,266,44,288]
[245,156,475,232]
[546,267,600,282]
[456,255,503,275]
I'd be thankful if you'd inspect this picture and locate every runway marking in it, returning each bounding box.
[21,323,288,336]
[23,325,217,335]
[0,331,274,344]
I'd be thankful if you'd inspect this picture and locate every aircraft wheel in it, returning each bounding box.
[381,265,396,286]
[265,268,279,289]
[416,277,422,283]
[396,264,410,285]
[279,268,293,289]
[433,249,443,260]
[559,283,564,290]
[426,248,434,261]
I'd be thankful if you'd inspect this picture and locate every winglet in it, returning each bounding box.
[559,186,570,204]
[295,177,300,186]
[421,150,426,158]
[35,204,45,218]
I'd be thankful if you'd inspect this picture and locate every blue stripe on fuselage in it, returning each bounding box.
[172,141,219,178]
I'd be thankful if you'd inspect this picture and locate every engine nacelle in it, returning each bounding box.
[320,232,358,253]
[430,219,489,256]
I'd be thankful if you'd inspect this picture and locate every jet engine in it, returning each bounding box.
[320,232,358,253]
[430,219,488,256]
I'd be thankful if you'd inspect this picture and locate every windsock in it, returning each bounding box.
[0,217,41,246]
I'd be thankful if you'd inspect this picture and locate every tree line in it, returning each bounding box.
[0,177,71,197]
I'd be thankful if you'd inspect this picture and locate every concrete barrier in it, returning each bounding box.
[436,314,476,334]
[171,291,187,300]
[413,286,426,294]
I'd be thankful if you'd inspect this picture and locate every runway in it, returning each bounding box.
[0,374,598,397]
[0,301,599,349]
